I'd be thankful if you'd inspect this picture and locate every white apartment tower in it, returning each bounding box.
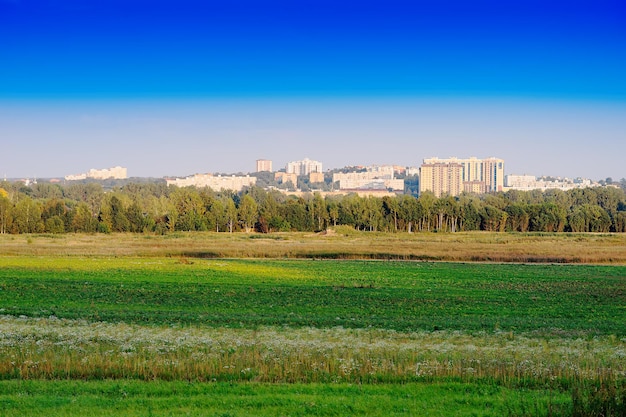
[65,166,127,181]
[285,158,323,176]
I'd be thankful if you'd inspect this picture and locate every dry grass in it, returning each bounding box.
[1,231,625,264]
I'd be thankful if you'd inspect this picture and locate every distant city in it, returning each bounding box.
[6,156,611,197]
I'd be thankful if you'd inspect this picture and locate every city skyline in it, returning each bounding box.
[3,151,610,184]
[1,129,625,182]
[1,1,625,180]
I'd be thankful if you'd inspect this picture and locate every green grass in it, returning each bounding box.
[0,258,624,335]
[1,254,624,415]
[0,380,572,417]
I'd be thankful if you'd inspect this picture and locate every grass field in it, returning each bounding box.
[1,258,625,334]
[1,229,626,263]
[0,232,625,415]
[0,380,573,417]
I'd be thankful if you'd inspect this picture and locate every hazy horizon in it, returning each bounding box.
[1,1,625,181]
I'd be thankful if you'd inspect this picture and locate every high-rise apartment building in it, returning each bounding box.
[419,157,504,196]
[256,159,273,172]
[481,157,505,192]
[285,158,323,176]
[419,162,463,197]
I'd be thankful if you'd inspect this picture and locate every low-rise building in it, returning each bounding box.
[275,172,298,186]
[333,165,403,191]
[504,175,598,191]
[65,166,127,181]
[166,173,256,191]
[309,172,325,183]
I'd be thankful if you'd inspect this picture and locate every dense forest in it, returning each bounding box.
[1,181,625,234]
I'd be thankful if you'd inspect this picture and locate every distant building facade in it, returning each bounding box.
[333,165,404,191]
[504,175,598,191]
[65,166,127,181]
[481,157,505,193]
[309,172,325,183]
[286,158,323,175]
[420,157,504,196]
[166,173,256,191]
[405,167,420,177]
[256,159,273,172]
[419,161,463,197]
[275,172,298,186]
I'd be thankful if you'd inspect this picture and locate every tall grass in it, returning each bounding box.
[2,316,624,388]
[1,231,626,263]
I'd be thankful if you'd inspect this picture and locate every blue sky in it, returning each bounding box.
[1,0,625,179]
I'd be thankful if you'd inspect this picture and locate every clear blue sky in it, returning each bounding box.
[1,0,625,180]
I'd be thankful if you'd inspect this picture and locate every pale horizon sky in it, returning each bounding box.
[1,97,625,181]
[1,0,625,182]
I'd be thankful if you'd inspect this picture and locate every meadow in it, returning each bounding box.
[0,232,625,416]
[1,229,626,263]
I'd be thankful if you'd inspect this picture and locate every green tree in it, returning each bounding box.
[63,183,104,216]
[459,201,481,231]
[99,195,130,232]
[170,187,206,231]
[362,197,383,231]
[505,204,529,232]
[207,198,225,232]
[528,203,566,232]
[568,204,611,232]
[433,197,449,232]
[70,202,98,233]
[398,195,421,233]
[13,197,44,233]
[42,199,70,232]
[543,189,571,213]
[257,189,286,232]
[417,192,436,231]
[311,193,329,231]
[337,194,360,229]
[44,216,65,233]
[224,196,237,233]
[614,211,626,232]
[327,200,340,227]
[126,201,150,232]
[238,194,258,232]
[595,187,624,217]
[284,198,310,231]
[480,205,507,232]
[382,196,400,232]
[0,195,13,234]
[30,183,63,199]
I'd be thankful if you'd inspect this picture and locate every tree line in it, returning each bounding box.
[1,181,625,234]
